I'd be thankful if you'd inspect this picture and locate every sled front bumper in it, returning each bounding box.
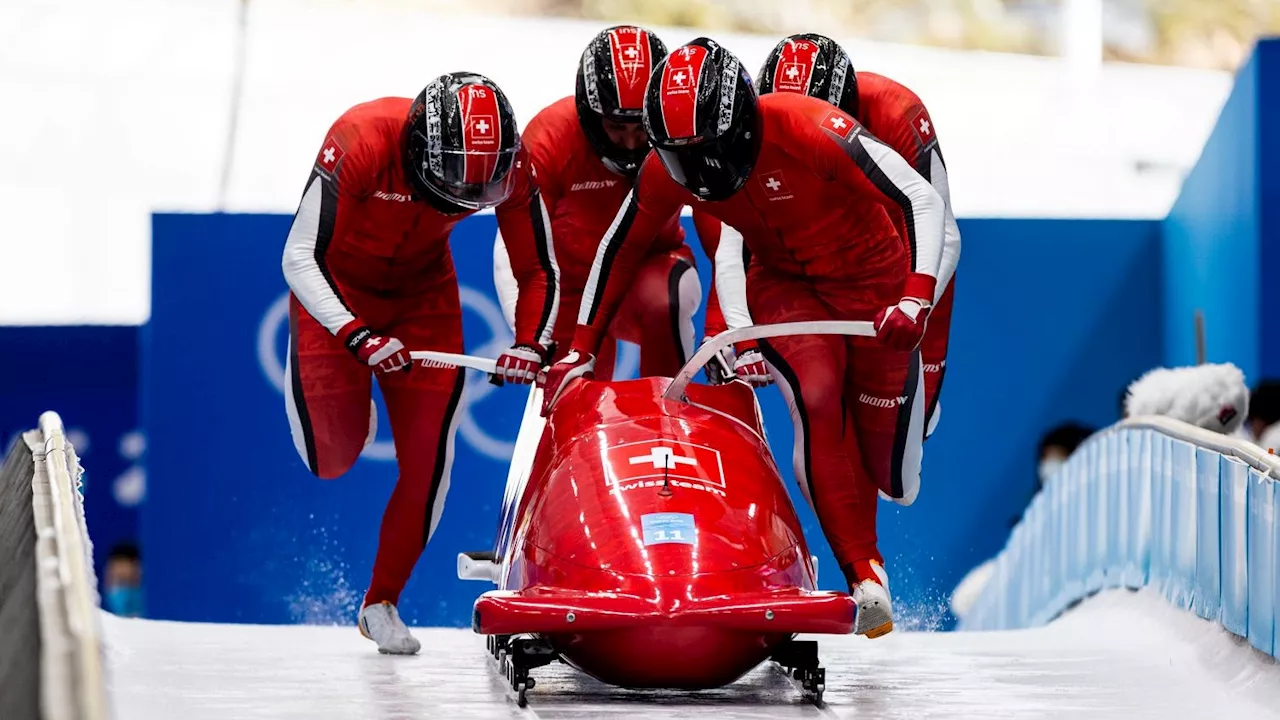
[472,587,856,636]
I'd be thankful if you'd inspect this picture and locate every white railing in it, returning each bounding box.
[960,415,1280,660]
[30,411,111,720]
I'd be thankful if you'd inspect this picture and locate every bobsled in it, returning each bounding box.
[414,321,876,706]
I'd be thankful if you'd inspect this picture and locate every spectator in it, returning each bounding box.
[1007,422,1095,529]
[103,542,144,618]
[1248,380,1280,452]
[1036,422,1096,487]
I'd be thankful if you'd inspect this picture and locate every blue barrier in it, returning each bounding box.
[960,416,1280,658]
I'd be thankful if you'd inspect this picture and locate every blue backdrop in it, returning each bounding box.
[1163,38,1280,380]
[0,326,143,588]
[139,212,1162,629]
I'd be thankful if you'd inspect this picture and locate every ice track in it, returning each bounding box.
[105,590,1280,720]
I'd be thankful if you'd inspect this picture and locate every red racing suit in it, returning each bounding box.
[494,96,697,378]
[281,97,559,607]
[701,73,960,431]
[568,92,945,586]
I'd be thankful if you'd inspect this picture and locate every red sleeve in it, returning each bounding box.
[494,149,560,349]
[571,154,685,355]
[280,117,374,338]
[521,103,569,215]
[691,209,727,338]
[812,109,944,303]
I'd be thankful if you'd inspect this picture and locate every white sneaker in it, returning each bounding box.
[358,601,421,655]
[852,561,894,639]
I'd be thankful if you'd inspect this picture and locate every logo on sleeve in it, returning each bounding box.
[908,106,937,148]
[315,136,346,176]
[757,169,793,201]
[821,110,857,140]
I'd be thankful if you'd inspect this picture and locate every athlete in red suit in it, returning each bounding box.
[493,26,698,379]
[705,34,961,438]
[543,40,946,638]
[281,73,559,654]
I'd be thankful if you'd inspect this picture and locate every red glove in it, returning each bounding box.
[540,350,595,416]
[733,348,773,387]
[874,297,930,351]
[495,344,546,385]
[343,322,411,374]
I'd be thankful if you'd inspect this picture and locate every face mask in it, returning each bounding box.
[1038,457,1066,485]
[105,586,144,618]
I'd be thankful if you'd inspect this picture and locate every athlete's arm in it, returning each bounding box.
[820,120,945,304]
[917,144,961,301]
[886,104,961,304]
[281,129,366,338]
[712,222,754,331]
[571,159,684,355]
[494,156,560,351]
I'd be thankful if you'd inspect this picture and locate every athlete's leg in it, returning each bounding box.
[921,277,955,437]
[748,272,880,583]
[847,339,926,507]
[610,249,700,377]
[284,294,373,480]
[363,277,466,609]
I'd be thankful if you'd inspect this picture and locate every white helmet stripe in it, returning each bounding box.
[717,52,738,134]
[828,54,850,107]
[582,46,602,113]
[424,77,445,179]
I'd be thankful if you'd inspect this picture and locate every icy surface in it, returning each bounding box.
[104,589,1280,719]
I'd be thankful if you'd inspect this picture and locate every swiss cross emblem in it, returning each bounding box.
[467,115,496,147]
[758,170,792,200]
[909,106,937,146]
[778,61,807,91]
[605,440,726,496]
[822,110,856,139]
[664,61,697,96]
[315,136,345,175]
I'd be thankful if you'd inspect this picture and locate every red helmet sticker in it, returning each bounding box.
[659,44,708,139]
[314,135,345,176]
[608,27,651,111]
[773,39,821,94]
[456,83,502,184]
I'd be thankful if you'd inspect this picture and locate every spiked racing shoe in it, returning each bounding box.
[850,559,894,639]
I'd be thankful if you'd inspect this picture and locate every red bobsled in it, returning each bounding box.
[427,321,876,705]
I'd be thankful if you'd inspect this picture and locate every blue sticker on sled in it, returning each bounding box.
[641,513,696,546]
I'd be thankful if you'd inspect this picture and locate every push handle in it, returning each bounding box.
[408,350,504,386]
[662,321,878,401]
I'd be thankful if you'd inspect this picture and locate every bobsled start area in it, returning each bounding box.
[103,589,1280,719]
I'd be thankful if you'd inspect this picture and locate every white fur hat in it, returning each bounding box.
[1124,363,1249,435]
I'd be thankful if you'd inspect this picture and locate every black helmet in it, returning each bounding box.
[404,72,521,210]
[575,26,668,178]
[642,38,760,202]
[758,33,858,118]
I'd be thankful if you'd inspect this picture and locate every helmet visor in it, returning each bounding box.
[654,138,750,201]
[415,141,521,210]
